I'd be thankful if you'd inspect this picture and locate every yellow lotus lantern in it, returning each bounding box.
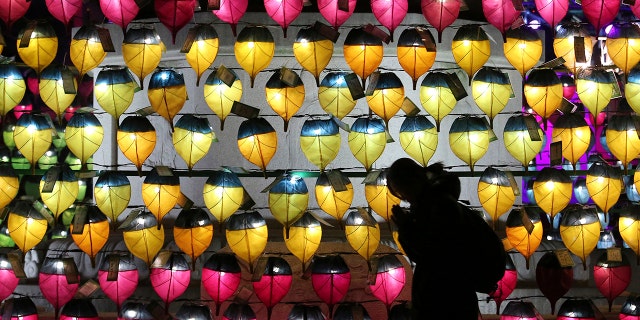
[366,72,404,128]
[16,20,58,75]
[315,170,354,227]
[553,23,593,75]
[265,68,305,132]
[122,25,165,90]
[560,205,601,270]
[605,23,640,79]
[503,114,544,169]
[234,26,275,88]
[471,67,512,128]
[551,112,592,171]
[203,67,242,131]
[318,72,356,119]
[448,116,490,172]
[532,167,572,219]
[504,26,543,78]
[451,24,490,85]
[293,27,333,86]
[398,115,438,167]
[343,26,384,88]
[524,68,563,129]
[397,26,436,90]
[300,118,341,172]
[70,25,108,79]
[605,115,640,173]
[183,24,219,86]
[477,167,516,228]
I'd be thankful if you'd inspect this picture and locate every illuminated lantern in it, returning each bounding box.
[626,64,640,114]
[576,68,615,119]
[234,26,275,87]
[419,72,459,131]
[554,23,593,74]
[285,211,322,269]
[176,303,212,320]
[551,113,592,171]
[150,252,191,312]
[252,256,293,320]
[315,170,354,225]
[7,201,48,253]
[0,297,38,320]
[621,295,640,319]
[371,0,408,40]
[506,207,543,268]
[348,117,386,171]
[421,0,460,43]
[482,0,520,40]
[399,115,438,166]
[173,114,215,170]
[535,0,568,30]
[94,66,138,123]
[147,68,187,130]
[94,171,131,224]
[39,257,80,319]
[586,161,622,217]
[533,167,573,220]
[524,68,563,128]
[593,251,631,311]
[619,205,640,264]
[448,116,490,172]
[184,24,219,86]
[343,27,384,88]
[0,0,30,31]
[46,0,81,27]
[265,68,305,131]
[311,254,351,316]
[365,170,400,223]
[289,305,326,319]
[222,303,256,320]
[397,27,436,90]
[122,25,165,90]
[478,167,516,227]
[117,116,156,174]
[560,206,600,270]
[536,251,573,314]
[366,72,404,127]
[154,0,196,44]
[369,254,406,314]
[65,111,104,167]
[264,0,302,37]
[318,72,356,120]
[490,255,518,312]
[293,27,334,86]
[0,253,18,301]
[471,67,512,128]
[345,209,380,263]
[16,21,58,75]
[39,65,78,118]
[0,165,19,209]
[606,115,640,172]
[300,118,341,172]
[203,170,244,225]
[318,0,356,29]
[70,25,108,79]
[225,211,268,272]
[203,67,242,130]
[142,167,180,225]
[212,0,248,36]
[99,0,139,33]
[202,253,242,316]
[59,299,99,320]
[237,117,278,176]
[557,299,599,320]
[605,23,640,79]
[0,64,26,119]
[500,301,544,320]
[70,206,109,267]
[504,27,543,78]
[583,0,620,34]
[40,165,79,220]
[122,211,165,265]
[503,114,544,169]
[269,173,309,237]
[97,253,139,313]
[173,208,214,270]
[451,24,490,84]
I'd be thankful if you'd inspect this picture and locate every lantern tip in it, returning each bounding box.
[220,118,225,131]
[231,24,238,37]
[283,119,289,132]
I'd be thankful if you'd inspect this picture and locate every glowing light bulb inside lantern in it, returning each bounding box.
[579,217,587,224]
[367,127,375,134]
[469,132,479,143]
[336,77,344,85]
[597,176,605,183]
[413,131,424,138]
[519,43,527,49]
[313,128,322,135]
[491,177,499,184]
[26,124,36,134]
[95,83,107,93]
[353,216,363,225]
[214,187,224,197]
[463,40,470,46]
[247,42,255,49]
[323,186,332,192]
[545,180,555,190]
[154,187,160,193]
[129,134,136,140]
[274,93,282,100]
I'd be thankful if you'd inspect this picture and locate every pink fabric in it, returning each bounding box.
[38,273,79,310]
[98,269,139,309]
[154,0,196,44]
[0,0,30,29]
[534,0,569,29]
[46,0,82,27]
[0,269,18,301]
[202,268,241,311]
[212,0,248,36]
[60,316,100,320]
[264,0,303,37]
[317,0,356,29]
[371,0,408,39]
[150,268,191,307]
[252,274,292,308]
[482,0,520,38]
[311,272,351,305]
[421,0,461,42]
[369,266,405,308]
[581,0,620,33]
[99,0,140,31]
[594,265,631,310]
[490,269,518,312]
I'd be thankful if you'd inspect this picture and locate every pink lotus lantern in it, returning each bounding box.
[46,0,82,29]
[489,255,518,314]
[99,0,140,33]
[252,257,293,320]
[371,0,408,41]
[212,0,248,37]
[582,0,620,34]
[150,252,191,312]
[318,0,356,30]
[593,251,631,312]
[154,0,197,44]
[368,254,406,316]
[421,0,461,43]
[39,257,80,319]
[201,253,242,316]
[311,255,351,317]
[482,0,521,41]
[0,0,30,31]
[534,0,569,30]
[0,297,39,320]
[264,0,303,37]
[59,299,100,320]
[97,254,139,314]
[0,253,19,302]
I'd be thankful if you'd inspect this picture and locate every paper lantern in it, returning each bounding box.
[285,211,322,269]
[369,254,406,314]
[366,72,404,127]
[150,252,191,312]
[46,0,81,27]
[536,251,573,314]
[343,27,384,88]
[237,117,278,175]
[419,71,459,131]
[478,167,516,227]
[560,206,600,270]
[203,170,244,225]
[60,299,99,320]
[0,164,19,209]
[504,27,543,78]
[265,68,305,131]
[293,27,334,86]
[173,114,215,170]
[264,0,302,37]
[619,205,640,264]
[117,116,156,174]
[39,165,79,219]
[371,0,408,40]
[318,72,356,119]
[557,299,599,320]
[234,26,274,88]
[451,24,490,84]
[397,27,436,90]
[606,115,640,172]
[311,255,351,316]
[532,168,572,219]
[94,171,131,225]
[202,253,242,316]
[203,67,242,130]
[490,255,518,313]
[364,170,401,224]
[122,25,165,90]
[471,67,512,128]
[399,115,438,166]
[39,64,78,118]
[345,209,380,263]
[534,0,568,30]
[252,256,293,320]
[0,0,30,31]
[503,114,544,169]
[142,167,180,225]
[554,23,593,74]
[147,68,187,130]
[448,116,490,172]
[212,0,248,36]
[97,253,139,313]
[70,206,109,267]
[348,117,386,171]
[99,0,139,33]
[173,208,214,270]
[0,63,26,119]
[7,201,48,253]
[318,0,355,29]
[583,0,620,34]
[551,112,592,170]
[576,68,615,119]
[16,21,58,75]
[119,302,154,319]
[0,297,38,320]
[269,173,309,237]
[586,161,622,216]
[0,253,18,302]
[605,23,640,79]
[421,0,460,43]
[121,211,165,265]
[65,111,104,167]
[524,68,563,128]
[94,66,139,123]
[506,207,543,268]
[621,295,640,320]
[500,301,544,320]
[222,303,256,320]
[70,25,108,79]
[482,0,520,40]
[184,24,219,86]
[334,304,371,320]
[593,251,631,311]
[315,170,354,226]
[300,118,341,172]
[39,257,80,319]
[154,0,196,44]
[176,302,213,320]
[289,305,327,320]
[225,211,268,272]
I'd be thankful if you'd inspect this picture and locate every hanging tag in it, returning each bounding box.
[573,36,587,63]
[63,258,80,284]
[2,298,13,320]
[7,251,26,279]
[107,254,120,281]
[481,117,498,142]
[520,207,535,234]
[554,249,575,267]
[238,188,256,210]
[623,0,636,5]
[279,67,298,87]
[557,98,578,114]
[32,200,54,226]
[155,165,173,176]
[385,129,395,143]
[61,68,77,94]
[261,175,285,193]
[233,285,254,304]
[75,170,97,179]
[607,247,623,262]
[338,0,349,11]
[308,210,334,228]
[118,209,142,230]
[19,21,37,48]
[71,205,87,235]
[538,57,566,69]
[415,27,436,52]
[151,250,172,269]
[363,24,391,44]
[345,73,365,100]
[505,171,520,196]
[510,16,525,30]
[251,256,268,282]
[364,71,380,96]
[356,207,376,227]
[501,238,514,251]
[95,27,115,52]
[444,73,468,101]
[327,170,347,192]
[215,65,237,87]
[135,106,156,116]
[41,166,62,194]
[313,21,340,43]
[607,70,622,99]
[208,0,220,10]
[401,97,420,116]
[524,115,542,141]
[550,141,563,166]
[180,27,198,53]
[330,115,350,132]
[176,193,194,210]
[75,279,100,298]
[231,101,260,119]
[363,170,382,184]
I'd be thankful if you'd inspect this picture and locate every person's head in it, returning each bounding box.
[386,158,461,202]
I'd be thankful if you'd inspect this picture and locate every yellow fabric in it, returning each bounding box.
[318,85,356,120]
[343,44,383,84]
[576,78,614,118]
[234,40,274,87]
[524,83,563,120]
[448,130,489,172]
[39,179,79,218]
[606,37,640,76]
[16,36,58,75]
[606,128,640,168]
[237,132,278,173]
[619,216,640,260]
[7,212,47,253]
[265,84,305,130]
[503,129,544,167]
[626,82,640,114]
[506,221,543,269]
[365,184,401,222]
[148,84,187,128]
[65,122,104,165]
[0,175,19,209]
[532,180,572,218]
[504,37,542,77]
[586,174,622,213]
[186,38,219,86]
[116,129,156,173]
[345,223,380,262]
[70,38,106,78]
[399,127,438,167]
[451,39,490,82]
[141,183,180,223]
[471,81,511,125]
[366,86,404,126]
[123,225,165,265]
[284,223,322,265]
[70,219,110,265]
[39,76,77,116]
[347,131,386,171]
[226,224,268,266]
[202,184,243,223]
[419,85,456,131]
[552,124,591,169]
[314,183,353,223]
[299,134,341,171]
[268,193,309,231]
[553,36,593,73]
[293,39,333,84]
[95,81,137,121]
[203,78,242,129]
[122,42,165,89]
[174,225,214,263]
[477,182,516,223]
[173,126,214,170]
[397,46,436,89]
[94,183,131,223]
[0,72,26,116]
[560,220,600,269]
